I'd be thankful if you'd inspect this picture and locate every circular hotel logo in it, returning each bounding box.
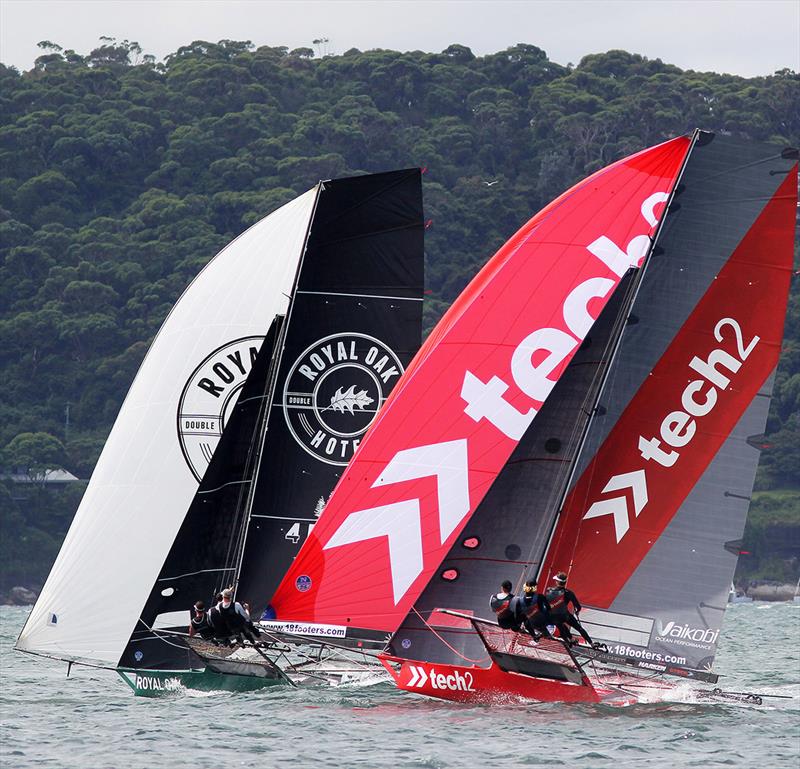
[177,336,263,481]
[283,332,403,466]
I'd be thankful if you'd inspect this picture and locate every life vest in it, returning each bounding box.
[217,601,247,630]
[545,587,569,615]
[490,592,513,617]
[190,609,209,631]
[511,593,539,620]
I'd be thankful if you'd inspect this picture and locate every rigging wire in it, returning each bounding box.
[410,607,489,665]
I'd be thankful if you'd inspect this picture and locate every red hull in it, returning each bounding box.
[379,655,637,706]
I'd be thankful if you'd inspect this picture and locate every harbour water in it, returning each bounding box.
[1,602,798,768]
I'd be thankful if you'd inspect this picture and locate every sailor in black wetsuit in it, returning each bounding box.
[188,600,215,640]
[510,580,553,639]
[546,571,602,648]
[209,589,260,644]
[490,580,519,630]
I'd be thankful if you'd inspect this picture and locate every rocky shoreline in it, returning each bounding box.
[743,582,800,602]
[2,586,39,606]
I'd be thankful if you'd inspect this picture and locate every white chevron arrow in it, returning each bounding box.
[325,499,422,602]
[583,469,648,543]
[406,665,428,688]
[373,439,470,543]
[323,439,470,604]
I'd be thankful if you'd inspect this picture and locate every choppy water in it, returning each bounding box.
[1,602,798,769]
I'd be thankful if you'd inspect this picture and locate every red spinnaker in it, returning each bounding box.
[271,136,691,632]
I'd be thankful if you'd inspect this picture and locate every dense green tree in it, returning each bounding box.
[2,432,66,481]
[0,38,797,590]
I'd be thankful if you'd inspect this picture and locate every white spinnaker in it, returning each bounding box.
[16,189,317,666]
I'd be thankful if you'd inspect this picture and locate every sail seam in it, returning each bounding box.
[157,567,235,581]
[197,479,252,495]
[296,290,423,302]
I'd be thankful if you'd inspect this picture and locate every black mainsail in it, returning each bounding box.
[117,169,424,675]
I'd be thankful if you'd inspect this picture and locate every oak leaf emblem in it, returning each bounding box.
[328,385,374,414]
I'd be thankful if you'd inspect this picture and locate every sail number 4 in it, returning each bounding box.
[285,522,315,544]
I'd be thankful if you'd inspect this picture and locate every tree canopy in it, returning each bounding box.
[0,39,797,591]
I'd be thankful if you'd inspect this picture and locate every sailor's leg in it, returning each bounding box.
[566,614,593,645]
[530,616,553,639]
[522,618,541,639]
[553,620,573,644]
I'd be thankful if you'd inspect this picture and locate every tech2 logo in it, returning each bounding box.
[283,332,404,466]
[406,663,476,692]
[177,336,263,481]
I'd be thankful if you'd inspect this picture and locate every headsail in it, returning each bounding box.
[117,169,424,671]
[117,317,282,670]
[541,136,797,671]
[15,191,317,666]
[271,137,691,633]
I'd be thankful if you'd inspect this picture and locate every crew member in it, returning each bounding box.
[546,571,603,649]
[209,588,260,644]
[490,580,519,630]
[511,579,553,639]
[188,600,214,640]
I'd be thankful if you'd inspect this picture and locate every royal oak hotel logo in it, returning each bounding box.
[283,332,403,466]
[177,336,263,481]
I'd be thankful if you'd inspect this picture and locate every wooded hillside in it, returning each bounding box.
[1,40,797,591]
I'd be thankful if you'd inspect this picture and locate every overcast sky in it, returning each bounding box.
[1,0,798,77]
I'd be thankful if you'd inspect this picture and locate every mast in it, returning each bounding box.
[231,184,323,596]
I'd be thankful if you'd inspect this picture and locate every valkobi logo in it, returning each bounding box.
[178,337,263,481]
[656,620,719,648]
[283,333,403,466]
[583,317,759,542]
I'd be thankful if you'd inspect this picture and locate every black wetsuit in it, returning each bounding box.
[189,608,214,640]
[490,592,519,630]
[511,592,553,638]
[209,601,258,642]
[546,586,593,646]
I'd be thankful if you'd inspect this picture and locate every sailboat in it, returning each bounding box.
[266,131,797,704]
[15,169,425,695]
